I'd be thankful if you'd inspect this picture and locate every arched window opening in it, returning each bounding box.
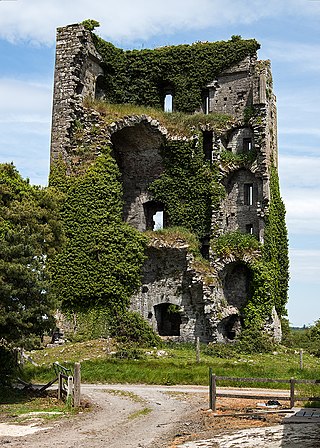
[95,75,106,100]
[164,93,173,112]
[154,303,181,336]
[222,262,252,309]
[219,314,242,340]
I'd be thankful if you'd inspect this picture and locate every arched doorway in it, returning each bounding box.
[154,303,181,336]
[222,262,252,308]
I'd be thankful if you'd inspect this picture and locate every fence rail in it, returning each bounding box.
[209,368,320,411]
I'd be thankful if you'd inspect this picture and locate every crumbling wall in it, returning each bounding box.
[50,23,285,344]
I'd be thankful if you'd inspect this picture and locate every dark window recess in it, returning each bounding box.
[144,201,165,231]
[200,238,210,260]
[95,75,106,99]
[147,311,153,319]
[203,131,213,163]
[154,303,181,336]
[142,285,149,293]
[243,138,252,151]
[244,183,254,206]
[76,82,84,95]
[246,224,254,235]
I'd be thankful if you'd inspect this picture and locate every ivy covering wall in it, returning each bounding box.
[50,150,147,314]
[93,35,260,113]
[149,136,224,239]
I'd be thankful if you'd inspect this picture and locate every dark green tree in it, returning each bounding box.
[0,163,63,349]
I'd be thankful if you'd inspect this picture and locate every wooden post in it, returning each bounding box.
[58,373,62,400]
[290,378,295,408]
[209,367,213,410]
[74,362,81,408]
[300,349,303,370]
[212,374,217,412]
[67,376,73,401]
[196,337,200,364]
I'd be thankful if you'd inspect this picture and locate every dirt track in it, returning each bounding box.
[1,385,320,447]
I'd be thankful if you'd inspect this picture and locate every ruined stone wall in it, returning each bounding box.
[50,24,283,343]
[50,24,103,163]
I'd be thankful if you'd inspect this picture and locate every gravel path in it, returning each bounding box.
[0,385,204,448]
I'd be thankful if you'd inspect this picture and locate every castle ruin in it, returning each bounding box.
[50,24,288,343]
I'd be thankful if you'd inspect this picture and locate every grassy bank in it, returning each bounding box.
[23,341,320,396]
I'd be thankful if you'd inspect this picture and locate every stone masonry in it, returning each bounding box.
[50,24,282,343]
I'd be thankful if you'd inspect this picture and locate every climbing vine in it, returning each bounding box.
[93,35,260,113]
[149,136,224,239]
[50,150,147,314]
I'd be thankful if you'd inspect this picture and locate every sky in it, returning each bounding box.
[0,0,319,327]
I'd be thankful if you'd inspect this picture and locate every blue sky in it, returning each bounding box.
[0,0,319,327]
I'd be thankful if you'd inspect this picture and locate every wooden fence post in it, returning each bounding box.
[196,337,200,364]
[212,374,217,412]
[74,362,81,408]
[290,377,295,408]
[209,367,213,410]
[300,349,303,370]
[58,373,62,400]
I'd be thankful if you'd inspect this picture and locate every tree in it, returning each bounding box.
[0,163,63,350]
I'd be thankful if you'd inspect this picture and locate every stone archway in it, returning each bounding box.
[111,122,165,231]
[154,303,182,336]
[222,262,252,308]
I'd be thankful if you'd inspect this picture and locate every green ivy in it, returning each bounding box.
[262,165,289,317]
[50,149,147,313]
[149,136,224,239]
[93,35,260,113]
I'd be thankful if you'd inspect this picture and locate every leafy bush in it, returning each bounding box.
[110,311,162,347]
[0,342,18,386]
[236,327,275,354]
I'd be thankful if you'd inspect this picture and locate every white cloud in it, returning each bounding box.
[0,78,52,123]
[0,0,319,45]
[264,40,320,73]
[290,249,320,283]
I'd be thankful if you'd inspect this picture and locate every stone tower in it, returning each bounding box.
[51,24,286,343]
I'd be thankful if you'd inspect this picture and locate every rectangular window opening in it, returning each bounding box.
[243,138,252,151]
[246,224,254,235]
[164,94,173,113]
[244,183,254,206]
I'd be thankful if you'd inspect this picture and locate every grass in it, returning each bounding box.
[128,407,152,420]
[23,342,320,397]
[83,97,234,137]
[0,389,75,423]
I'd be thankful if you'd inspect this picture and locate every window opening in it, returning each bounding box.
[243,138,252,151]
[203,131,213,163]
[153,211,163,230]
[164,93,173,112]
[154,303,181,336]
[244,183,254,206]
[246,224,254,235]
